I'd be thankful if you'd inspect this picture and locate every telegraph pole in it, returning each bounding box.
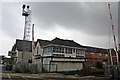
[32,24,35,63]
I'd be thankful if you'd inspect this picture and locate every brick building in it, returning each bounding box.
[110,49,118,65]
[82,46,109,67]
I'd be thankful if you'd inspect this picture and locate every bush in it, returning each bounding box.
[14,67,30,73]
[42,68,48,73]
[22,68,30,73]
[79,67,104,76]
[95,62,103,69]
[14,68,21,73]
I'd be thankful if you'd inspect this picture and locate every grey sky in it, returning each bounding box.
[0,2,118,56]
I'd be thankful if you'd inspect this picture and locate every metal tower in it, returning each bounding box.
[22,4,32,41]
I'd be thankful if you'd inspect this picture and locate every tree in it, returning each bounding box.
[95,62,103,69]
[118,50,120,61]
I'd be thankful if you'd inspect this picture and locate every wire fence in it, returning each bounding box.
[104,65,120,79]
[12,63,58,73]
[13,62,40,73]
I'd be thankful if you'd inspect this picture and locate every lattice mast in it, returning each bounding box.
[108,4,119,65]
[22,4,32,41]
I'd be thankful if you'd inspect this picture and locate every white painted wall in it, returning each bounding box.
[34,43,86,72]
[53,58,85,62]
[42,57,84,72]
[51,62,83,72]
[43,57,51,64]
[42,57,51,71]
[34,42,42,56]
[43,47,52,56]
[34,59,42,72]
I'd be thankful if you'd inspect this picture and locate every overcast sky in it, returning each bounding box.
[0,2,118,57]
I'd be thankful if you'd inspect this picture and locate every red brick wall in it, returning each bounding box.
[86,52,109,67]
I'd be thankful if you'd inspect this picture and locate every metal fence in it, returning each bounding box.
[104,65,120,79]
[13,62,40,73]
[12,62,58,73]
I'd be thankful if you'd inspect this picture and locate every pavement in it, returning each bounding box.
[1,72,109,80]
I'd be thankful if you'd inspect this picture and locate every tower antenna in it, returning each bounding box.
[22,4,32,40]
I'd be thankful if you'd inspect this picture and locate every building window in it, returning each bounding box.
[91,52,94,54]
[66,48,68,54]
[53,47,55,52]
[44,47,51,53]
[53,47,57,53]
[65,48,72,54]
[53,47,64,53]
[68,48,72,54]
[61,47,64,53]
[105,54,108,57]
[65,48,67,54]
[73,49,76,53]
[76,49,82,54]
[37,47,39,55]
[59,47,64,53]
[99,53,102,56]
[44,48,47,53]
[90,48,94,52]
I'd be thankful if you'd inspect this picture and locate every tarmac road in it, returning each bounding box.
[1,72,110,80]
[2,73,26,80]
